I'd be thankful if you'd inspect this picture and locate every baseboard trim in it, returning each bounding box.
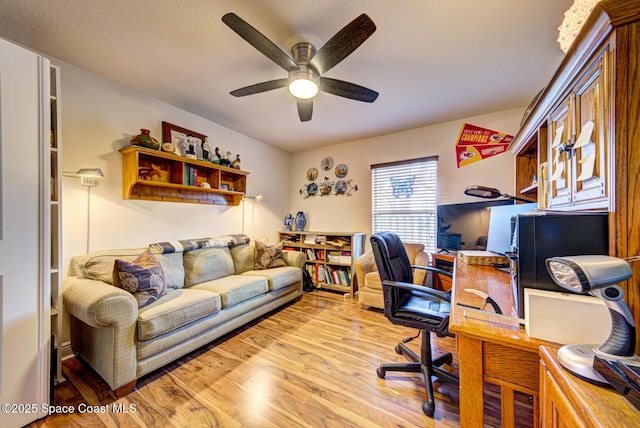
[60,341,74,361]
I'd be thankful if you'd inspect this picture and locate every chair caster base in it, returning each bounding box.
[376,367,385,378]
[422,400,435,417]
[395,345,403,354]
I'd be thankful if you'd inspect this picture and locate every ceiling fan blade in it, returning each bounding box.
[222,13,297,72]
[297,100,313,122]
[308,14,376,75]
[230,79,288,97]
[320,77,379,103]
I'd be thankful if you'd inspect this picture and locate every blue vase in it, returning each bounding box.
[295,211,306,231]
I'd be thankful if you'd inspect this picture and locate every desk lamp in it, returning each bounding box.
[464,184,533,203]
[545,255,640,385]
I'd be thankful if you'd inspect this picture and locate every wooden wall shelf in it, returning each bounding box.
[120,145,249,205]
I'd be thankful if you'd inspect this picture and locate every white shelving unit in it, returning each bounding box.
[49,65,63,385]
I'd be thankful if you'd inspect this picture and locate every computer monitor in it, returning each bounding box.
[485,203,537,255]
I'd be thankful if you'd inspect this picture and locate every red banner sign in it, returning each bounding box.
[455,123,513,168]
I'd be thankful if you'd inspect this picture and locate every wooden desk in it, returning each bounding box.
[539,346,640,427]
[449,257,556,427]
[431,252,455,291]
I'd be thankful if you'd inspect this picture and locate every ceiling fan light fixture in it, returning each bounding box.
[288,69,319,100]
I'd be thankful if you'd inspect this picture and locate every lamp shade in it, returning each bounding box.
[75,168,104,178]
[288,69,319,99]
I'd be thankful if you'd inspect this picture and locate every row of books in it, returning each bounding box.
[327,251,352,264]
[305,248,325,261]
[306,264,351,286]
[184,166,200,186]
[303,234,327,244]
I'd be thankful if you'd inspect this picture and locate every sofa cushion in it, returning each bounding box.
[183,246,235,287]
[242,266,301,291]
[190,275,268,308]
[254,241,287,270]
[112,250,167,308]
[70,248,185,290]
[230,242,255,274]
[137,289,221,341]
[364,271,382,291]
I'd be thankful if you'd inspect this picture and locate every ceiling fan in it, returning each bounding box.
[221,12,379,122]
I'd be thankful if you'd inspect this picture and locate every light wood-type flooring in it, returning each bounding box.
[28,290,533,427]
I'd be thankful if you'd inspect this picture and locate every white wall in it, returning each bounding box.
[289,108,524,247]
[56,60,292,275]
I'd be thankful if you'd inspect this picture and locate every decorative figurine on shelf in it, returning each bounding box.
[185,135,197,159]
[161,142,178,154]
[202,137,212,162]
[283,213,293,231]
[295,211,306,231]
[130,129,160,150]
[220,150,232,166]
[231,154,241,169]
[213,147,221,164]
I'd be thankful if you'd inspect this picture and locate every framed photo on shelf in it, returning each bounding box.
[220,183,229,191]
[161,121,207,154]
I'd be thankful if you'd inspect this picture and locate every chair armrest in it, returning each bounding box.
[355,251,377,288]
[62,276,138,328]
[282,250,305,269]
[411,265,453,279]
[382,280,451,302]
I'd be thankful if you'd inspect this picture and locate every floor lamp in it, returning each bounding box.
[242,192,263,234]
[63,168,104,253]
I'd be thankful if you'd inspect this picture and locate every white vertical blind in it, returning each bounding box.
[371,157,438,253]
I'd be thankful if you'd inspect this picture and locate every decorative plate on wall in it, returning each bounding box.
[321,156,333,171]
[306,167,318,181]
[335,163,348,178]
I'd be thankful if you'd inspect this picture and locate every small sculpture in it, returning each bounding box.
[231,154,241,169]
[283,213,293,231]
[213,147,221,164]
[185,135,197,159]
[220,151,232,166]
[202,137,212,161]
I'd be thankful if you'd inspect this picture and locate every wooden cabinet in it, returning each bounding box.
[511,0,640,353]
[539,346,640,427]
[547,47,610,210]
[120,145,248,205]
[279,231,365,298]
[49,65,63,386]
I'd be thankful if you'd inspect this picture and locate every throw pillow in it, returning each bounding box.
[254,241,288,270]
[113,249,167,308]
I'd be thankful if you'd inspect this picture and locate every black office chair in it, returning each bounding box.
[370,231,458,417]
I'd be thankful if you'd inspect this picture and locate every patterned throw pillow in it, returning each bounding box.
[254,241,288,270]
[113,249,167,308]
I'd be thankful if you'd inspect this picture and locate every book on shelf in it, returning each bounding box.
[303,234,317,244]
[306,248,316,261]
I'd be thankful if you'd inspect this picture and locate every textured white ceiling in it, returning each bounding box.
[0,0,572,152]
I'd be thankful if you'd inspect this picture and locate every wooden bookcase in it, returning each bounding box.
[279,231,365,298]
[120,145,249,205]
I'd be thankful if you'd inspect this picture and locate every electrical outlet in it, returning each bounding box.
[80,177,97,187]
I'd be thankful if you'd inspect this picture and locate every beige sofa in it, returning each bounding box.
[355,243,429,309]
[63,235,304,396]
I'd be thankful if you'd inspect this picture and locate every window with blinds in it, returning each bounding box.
[371,156,438,253]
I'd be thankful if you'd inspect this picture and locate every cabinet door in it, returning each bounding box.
[541,366,587,428]
[572,51,609,208]
[548,97,572,208]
